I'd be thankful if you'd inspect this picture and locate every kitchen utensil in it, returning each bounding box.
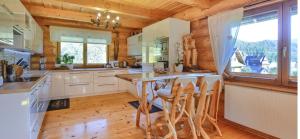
[16,58,23,65]
[13,65,23,78]
[0,60,8,80]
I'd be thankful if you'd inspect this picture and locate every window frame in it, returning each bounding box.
[58,42,109,68]
[227,0,297,88]
[282,0,297,87]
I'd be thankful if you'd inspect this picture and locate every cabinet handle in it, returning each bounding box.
[97,75,114,77]
[70,72,90,74]
[97,84,115,86]
[69,83,89,86]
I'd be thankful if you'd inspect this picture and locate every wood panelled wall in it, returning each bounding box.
[191,18,217,72]
[41,25,130,69]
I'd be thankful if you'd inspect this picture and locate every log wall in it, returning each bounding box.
[191,18,217,72]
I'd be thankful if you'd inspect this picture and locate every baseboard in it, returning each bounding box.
[220,118,279,139]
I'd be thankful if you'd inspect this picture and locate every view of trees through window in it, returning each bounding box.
[60,42,84,64]
[87,43,107,64]
[289,6,298,78]
[60,42,107,65]
[231,11,279,75]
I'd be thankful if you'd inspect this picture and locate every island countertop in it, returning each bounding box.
[115,72,215,82]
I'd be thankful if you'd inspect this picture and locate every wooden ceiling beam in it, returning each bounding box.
[34,17,138,33]
[55,0,172,20]
[173,0,258,21]
[23,3,150,29]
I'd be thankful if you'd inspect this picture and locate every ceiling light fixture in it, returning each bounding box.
[91,10,120,30]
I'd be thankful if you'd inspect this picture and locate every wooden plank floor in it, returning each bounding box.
[39,93,264,139]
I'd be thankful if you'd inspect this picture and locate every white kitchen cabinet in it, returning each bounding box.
[0,75,50,139]
[118,79,129,92]
[142,18,190,72]
[64,71,93,97]
[50,72,65,99]
[65,83,94,97]
[50,70,130,98]
[93,71,118,94]
[127,33,142,56]
[0,0,43,53]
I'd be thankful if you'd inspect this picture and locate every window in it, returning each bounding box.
[228,0,297,87]
[231,10,279,75]
[289,5,298,81]
[60,42,84,64]
[87,43,107,64]
[59,42,108,66]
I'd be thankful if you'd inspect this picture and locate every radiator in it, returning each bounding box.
[225,84,297,139]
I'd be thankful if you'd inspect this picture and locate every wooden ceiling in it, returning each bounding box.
[21,0,258,31]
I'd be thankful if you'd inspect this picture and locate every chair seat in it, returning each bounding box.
[157,88,174,101]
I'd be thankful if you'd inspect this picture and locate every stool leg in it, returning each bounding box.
[162,100,177,139]
[136,106,141,127]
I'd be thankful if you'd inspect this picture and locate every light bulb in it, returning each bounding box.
[97,13,101,17]
[112,19,115,23]
[106,14,110,19]
[116,16,120,20]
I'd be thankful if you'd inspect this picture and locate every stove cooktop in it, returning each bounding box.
[4,77,41,83]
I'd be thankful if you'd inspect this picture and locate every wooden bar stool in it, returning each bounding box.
[156,77,198,139]
[203,79,222,136]
[194,77,210,139]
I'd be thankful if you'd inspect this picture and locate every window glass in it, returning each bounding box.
[60,42,84,64]
[289,6,298,79]
[87,43,107,64]
[230,11,279,75]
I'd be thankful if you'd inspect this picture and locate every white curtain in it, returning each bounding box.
[49,26,112,44]
[208,8,244,74]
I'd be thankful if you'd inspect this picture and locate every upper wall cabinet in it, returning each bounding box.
[0,0,43,54]
[127,33,142,56]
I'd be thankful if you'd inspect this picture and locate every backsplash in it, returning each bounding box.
[0,49,31,66]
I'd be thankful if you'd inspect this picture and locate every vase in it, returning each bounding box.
[66,64,74,70]
[174,64,183,72]
[55,64,61,68]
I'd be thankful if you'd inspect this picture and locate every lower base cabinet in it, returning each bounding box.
[50,70,130,99]
[65,83,94,97]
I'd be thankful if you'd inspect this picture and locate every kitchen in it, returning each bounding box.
[0,0,298,139]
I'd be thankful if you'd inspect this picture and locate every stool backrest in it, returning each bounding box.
[207,79,222,118]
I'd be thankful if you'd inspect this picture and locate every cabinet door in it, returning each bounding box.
[118,79,129,92]
[50,72,65,99]
[65,83,93,97]
[65,71,93,84]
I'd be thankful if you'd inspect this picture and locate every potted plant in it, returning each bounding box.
[62,54,75,69]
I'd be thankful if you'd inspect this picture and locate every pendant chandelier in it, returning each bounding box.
[91,10,120,29]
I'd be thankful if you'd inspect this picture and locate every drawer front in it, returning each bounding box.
[115,70,128,74]
[65,83,93,96]
[94,76,117,85]
[94,84,118,93]
[94,71,115,77]
[65,72,93,84]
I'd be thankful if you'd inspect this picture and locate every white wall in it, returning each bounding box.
[225,85,297,139]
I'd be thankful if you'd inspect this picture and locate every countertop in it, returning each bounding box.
[115,72,215,82]
[51,68,129,72]
[0,70,49,94]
